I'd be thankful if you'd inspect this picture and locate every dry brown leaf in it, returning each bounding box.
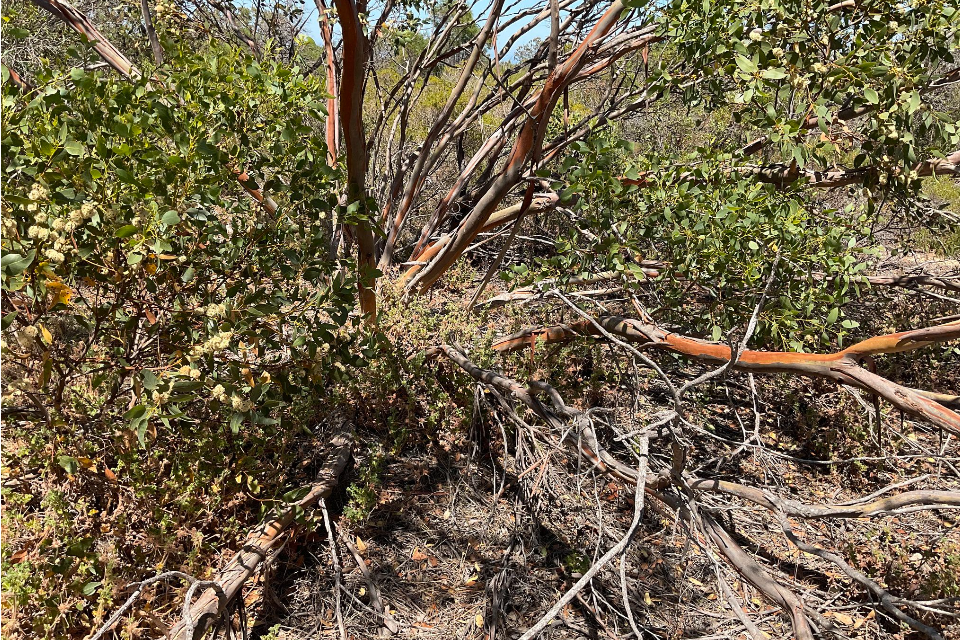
[833,612,854,626]
[356,536,367,553]
[411,548,428,561]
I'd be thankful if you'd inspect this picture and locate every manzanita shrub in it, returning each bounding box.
[509,0,958,351]
[530,134,871,350]
[1,44,368,635]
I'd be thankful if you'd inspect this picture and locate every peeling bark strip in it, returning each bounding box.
[492,317,960,433]
[312,0,339,166]
[168,420,354,640]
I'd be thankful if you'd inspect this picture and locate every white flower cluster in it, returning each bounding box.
[151,390,170,405]
[230,395,253,412]
[28,183,49,202]
[203,303,227,318]
[190,331,233,358]
[27,226,50,241]
[211,384,228,402]
[24,202,98,267]
[178,365,203,379]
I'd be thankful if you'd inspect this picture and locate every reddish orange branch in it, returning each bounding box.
[492,317,960,433]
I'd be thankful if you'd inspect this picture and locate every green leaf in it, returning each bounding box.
[82,581,102,596]
[735,55,757,74]
[115,225,139,238]
[142,369,159,390]
[58,455,79,474]
[1,251,35,276]
[1,311,17,329]
[826,307,839,324]
[761,68,787,80]
[63,139,84,156]
[907,91,921,114]
[160,210,181,225]
[864,87,879,104]
[229,412,244,434]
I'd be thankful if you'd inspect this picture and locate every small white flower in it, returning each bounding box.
[131,216,141,227]
[69,210,83,225]
[748,28,763,41]
[190,368,201,380]
[211,384,228,402]
[44,249,65,264]
[35,212,48,223]
[81,202,96,218]
[27,225,41,239]
[52,218,66,232]
[772,47,784,57]
[178,256,187,263]
[152,390,170,405]
[179,365,192,376]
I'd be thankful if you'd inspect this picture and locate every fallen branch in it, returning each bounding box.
[168,417,354,640]
[342,535,400,635]
[491,316,960,433]
[89,572,225,640]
